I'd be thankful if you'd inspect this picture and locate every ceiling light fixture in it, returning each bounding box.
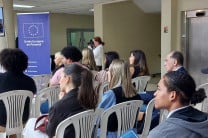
[89,8,94,12]
[13,4,35,8]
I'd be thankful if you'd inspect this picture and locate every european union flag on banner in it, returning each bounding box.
[23,23,44,38]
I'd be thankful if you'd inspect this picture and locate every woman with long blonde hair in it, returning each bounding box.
[82,48,98,71]
[98,59,141,137]
[107,59,137,97]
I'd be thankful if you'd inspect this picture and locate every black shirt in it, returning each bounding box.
[0,71,36,126]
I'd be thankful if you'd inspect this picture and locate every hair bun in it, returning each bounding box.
[191,88,207,105]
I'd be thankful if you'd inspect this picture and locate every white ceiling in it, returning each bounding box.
[13,0,161,15]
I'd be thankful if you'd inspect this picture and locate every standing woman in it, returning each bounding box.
[93,36,104,70]
[129,50,149,78]
[148,71,208,138]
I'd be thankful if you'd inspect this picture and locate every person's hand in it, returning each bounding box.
[59,91,66,99]
[88,45,92,49]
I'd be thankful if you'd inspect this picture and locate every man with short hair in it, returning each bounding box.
[164,51,187,74]
[50,46,82,86]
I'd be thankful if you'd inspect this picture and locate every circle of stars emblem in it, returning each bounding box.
[28,24,38,37]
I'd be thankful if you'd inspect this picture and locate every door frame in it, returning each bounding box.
[66,28,94,46]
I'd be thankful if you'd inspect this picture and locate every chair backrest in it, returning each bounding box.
[196,83,208,112]
[98,81,109,103]
[34,85,60,117]
[55,109,103,138]
[140,99,155,138]
[0,90,33,136]
[100,100,143,138]
[132,76,151,92]
[32,74,52,92]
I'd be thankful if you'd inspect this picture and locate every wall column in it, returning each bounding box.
[0,0,15,50]
[94,3,103,39]
[161,0,178,75]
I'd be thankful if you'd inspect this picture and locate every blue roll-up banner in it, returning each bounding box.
[17,13,50,76]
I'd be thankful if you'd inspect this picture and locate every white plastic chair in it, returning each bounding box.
[34,85,60,117]
[99,100,143,138]
[55,109,103,138]
[0,90,33,137]
[32,74,52,93]
[139,99,155,138]
[98,81,109,103]
[196,83,208,112]
[132,76,151,92]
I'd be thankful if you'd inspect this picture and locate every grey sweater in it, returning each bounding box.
[148,106,208,138]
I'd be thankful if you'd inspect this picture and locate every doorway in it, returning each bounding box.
[67,29,94,51]
[181,9,208,86]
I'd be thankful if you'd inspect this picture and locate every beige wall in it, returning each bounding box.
[50,13,94,54]
[14,12,94,54]
[102,1,161,74]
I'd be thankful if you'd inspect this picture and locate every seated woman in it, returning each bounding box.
[52,51,64,75]
[148,71,208,138]
[95,51,119,84]
[98,59,141,137]
[23,63,98,138]
[129,50,149,78]
[81,48,98,70]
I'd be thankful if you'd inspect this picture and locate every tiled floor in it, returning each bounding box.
[146,74,161,91]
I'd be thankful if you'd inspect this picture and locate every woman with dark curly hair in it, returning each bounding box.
[148,71,208,138]
[0,48,36,133]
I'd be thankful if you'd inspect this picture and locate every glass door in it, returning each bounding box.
[67,29,94,51]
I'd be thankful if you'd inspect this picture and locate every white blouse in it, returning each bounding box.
[93,44,104,66]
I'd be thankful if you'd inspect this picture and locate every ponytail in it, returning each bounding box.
[78,69,98,109]
[191,88,207,105]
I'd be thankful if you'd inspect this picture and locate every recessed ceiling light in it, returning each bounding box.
[13,4,35,8]
[89,8,94,12]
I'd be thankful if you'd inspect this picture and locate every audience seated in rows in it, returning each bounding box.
[23,63,98,138]
[41,46,83,114]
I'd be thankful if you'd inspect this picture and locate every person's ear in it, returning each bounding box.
[65,75,71,84]
[169,91,177,101]
[173,59,178,66]
[66,58,73,64]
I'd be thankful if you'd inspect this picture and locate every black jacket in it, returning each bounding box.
[46,88,85,138]
[107,87,141,131]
